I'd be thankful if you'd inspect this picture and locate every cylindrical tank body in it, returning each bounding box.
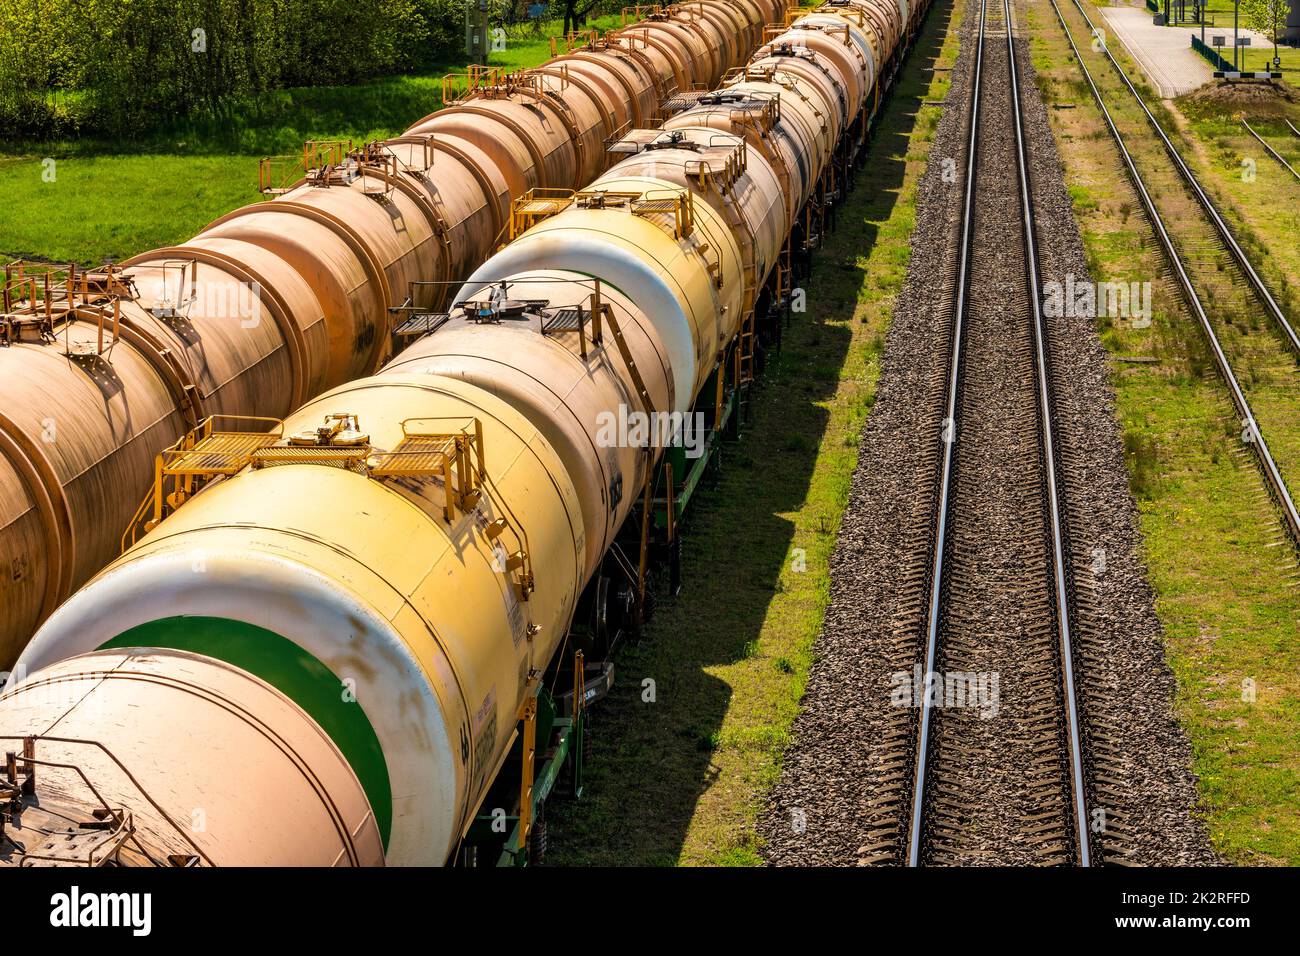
[1,649,384,865]
[0,1,776,666]
[0,0,916,866]
[386,282,663,579]
[12,372,586,864]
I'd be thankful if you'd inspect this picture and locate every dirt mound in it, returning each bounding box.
[1181,78,1297,116]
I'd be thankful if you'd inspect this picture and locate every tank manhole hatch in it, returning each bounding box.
[163,432,280,476]
[369,436,458,477]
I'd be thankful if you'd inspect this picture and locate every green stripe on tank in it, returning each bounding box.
[100,616,391,850]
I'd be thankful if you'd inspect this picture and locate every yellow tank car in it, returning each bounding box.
[11,374,584,865]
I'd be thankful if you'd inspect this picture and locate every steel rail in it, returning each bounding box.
[908,0,1092,867]
[1241,118,1300,183]
[1050,0,1300,548]
[1067,0,1300,358]
[905,0,987,869]
[1003,0,1091,866]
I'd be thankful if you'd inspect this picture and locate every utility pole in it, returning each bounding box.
[1234,0,1240,69]
[466,0,490,67]
[1274,0,1280,72]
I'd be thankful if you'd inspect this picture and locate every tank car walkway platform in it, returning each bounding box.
[1098,6,1214,97]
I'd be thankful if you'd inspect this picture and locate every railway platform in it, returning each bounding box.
[1098,6,1213,96]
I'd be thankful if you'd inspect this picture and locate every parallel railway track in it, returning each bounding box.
[896,0,1093,866]
[1050,0,1300,548]
[766,0,1214,867]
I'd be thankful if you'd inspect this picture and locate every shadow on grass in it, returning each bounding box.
[546,2,954,866]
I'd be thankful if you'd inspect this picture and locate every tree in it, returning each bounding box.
[562,0,603,36]
[1240,0,1287,45]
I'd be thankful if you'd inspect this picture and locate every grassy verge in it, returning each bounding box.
[546,0,963,865]
[0,15,627,266]
[1031,0,1300,864]
[1171,92,1300,318]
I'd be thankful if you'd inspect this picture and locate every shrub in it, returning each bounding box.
[0,0,469,137]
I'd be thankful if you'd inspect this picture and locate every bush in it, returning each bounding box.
[0,0,469,138]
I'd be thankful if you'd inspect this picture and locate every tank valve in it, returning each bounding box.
[288,413,369,447]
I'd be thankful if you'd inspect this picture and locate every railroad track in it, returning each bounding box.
[857,0,1098,867]
[1050,0,1300,547]
[1241,119,1300,183]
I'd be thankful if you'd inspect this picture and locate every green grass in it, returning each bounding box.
[0,155,258,264]
[1034,0,1300,865]
[0,15,629,265]
[546,0,963,866]
[1173,93,1300,295]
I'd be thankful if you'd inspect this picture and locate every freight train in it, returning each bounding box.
[0,0,928,866]
[0,0,784,664]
